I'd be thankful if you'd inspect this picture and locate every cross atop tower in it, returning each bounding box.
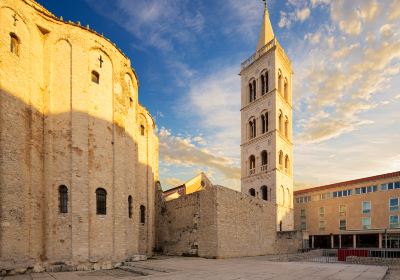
[263,0,267,9]
[98,55,104,68]
[12,13,18,26]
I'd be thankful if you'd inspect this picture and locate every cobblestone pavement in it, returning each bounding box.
[384,268,400,280]
[1,256,389,280]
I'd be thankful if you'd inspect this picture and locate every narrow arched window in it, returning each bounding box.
[249,155,256,175]
[59,185,68,214]
[96,188,107,215]
[281,186,285,205]
[261,115,265,134]
[261,186,268,201]
[249,83,253,102]
[265,112,269,132]
[265,72,269,93]
[278,70,282,94]
[140,125,145,136]
[285,116,289,138]
[252,80,256,101]
[279,111,283,132]
[91,71,100,84]
[285,155,290,173]
[261,150,268,168]
[284,78,288,101]
[261,74,265,95]
[140,205,146,224]
[249,188,256,197]
[249,118,256,139]
[279,151,283,167]
[128,195,133,218]
[10,33,20,56]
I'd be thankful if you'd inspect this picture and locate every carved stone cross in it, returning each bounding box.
[99,55,104,68]
[12,13,18,26]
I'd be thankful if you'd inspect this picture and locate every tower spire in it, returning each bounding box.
[257,0,275,51]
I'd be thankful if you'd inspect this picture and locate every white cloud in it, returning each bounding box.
[296,7,311,22]
[396,94,400,99]
[304,32,321,44]
[380,24,395,39]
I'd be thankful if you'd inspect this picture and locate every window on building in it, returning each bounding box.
[362,217,371,230]
[96,188,107,215]
[140,205,146,224]
[252,80,256,101]
[140,125,145,136]
[91,71,100,84]
[281,186,285,205]
[128,195,133,218]
[339,205,346,216]
[284,78,288,101]
[362,201,371,214]
[278,70,282,94]
[59,185,68,214]
[261,150,268,170]
[284,117,289,138]
[301,221,307,230]
[390,215,399,229]
[300,209,306,218]
[396,182,400,189]
[284,155,289,173]
[319,220,325,231]
[278,111,283,132]
[249,118,256,139]
[249,188,256,197]
[249,83,253,102]
[261,74,265,95]
[388,183,394,190]
[320,193,331,200]
[10,33,20,56]
[319,207,325,217]
[249,155,256,175]
[381,184,388,191]
[278,151,283,168]
[390,198,399,212]
[265,72,269,93]
[261,186,268,201]
[339,219,347,231]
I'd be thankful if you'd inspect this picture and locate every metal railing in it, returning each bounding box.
[241,39,276,71]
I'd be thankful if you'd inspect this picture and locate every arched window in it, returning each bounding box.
[278,70,282,94]
[10,33,20,56]
[249,83,253,102]
[281,186,285,205]
[249,155,256,175]
[252,80,256,101]
[285,155,290,173]
[287,188,291,208]
[140,125,145,136]
[249,118,256,139]
[284,78,289,101]
[261,150,268,170]
[279,151,283,168]
[261,186,268,201]
[249,188,256,197]
[91,71,100,84]
[278,111,283,132]
[285,116,289,138]
[265,72,269,93]
[128,195,133,218]
[261,74,265,95]
[140,205,146,224]
[261,112,269,133]
[59,185,68,214]
[96,188,107,215]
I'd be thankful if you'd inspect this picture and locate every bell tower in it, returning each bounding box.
[240,3,294,231]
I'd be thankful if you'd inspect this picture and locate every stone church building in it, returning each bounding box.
[0,0,301,274]
[0,0,159,271]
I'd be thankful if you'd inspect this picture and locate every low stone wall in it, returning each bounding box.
[156,185,302,258]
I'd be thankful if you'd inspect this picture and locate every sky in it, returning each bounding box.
[35,0,400,191]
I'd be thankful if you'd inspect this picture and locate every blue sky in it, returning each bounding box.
[36,0,400,190]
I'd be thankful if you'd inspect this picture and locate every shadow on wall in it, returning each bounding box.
[0,90,157,268]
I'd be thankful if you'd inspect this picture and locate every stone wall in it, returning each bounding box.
[156,185,302,258]
[0,0,158,272]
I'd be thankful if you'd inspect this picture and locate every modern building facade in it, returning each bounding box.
[0,0,158,271]
[240,5,294,231]
[294,171,400,249]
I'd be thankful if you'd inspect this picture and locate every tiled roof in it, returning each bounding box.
[294,171,400,196]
